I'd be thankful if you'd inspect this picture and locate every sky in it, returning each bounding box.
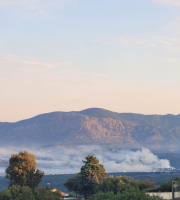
[1,0,180,122]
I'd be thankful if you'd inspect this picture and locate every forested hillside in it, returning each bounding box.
[0,108,180,153]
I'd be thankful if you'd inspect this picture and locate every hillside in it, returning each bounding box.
[1,171,180,192]
[0,108,180,153]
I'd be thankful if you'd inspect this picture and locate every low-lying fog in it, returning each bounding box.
[0,146,170,175]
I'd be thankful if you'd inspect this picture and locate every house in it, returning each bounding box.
[51,188,69,197]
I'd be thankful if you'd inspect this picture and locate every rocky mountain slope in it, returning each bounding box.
[1,108,180,153]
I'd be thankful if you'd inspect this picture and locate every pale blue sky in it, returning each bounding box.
[1,0,180,121]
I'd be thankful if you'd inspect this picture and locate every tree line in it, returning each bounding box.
[0,150,174,200]
[64,155,163,200]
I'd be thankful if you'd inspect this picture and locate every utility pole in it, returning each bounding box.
[47,183,51,189]
[172,181,177,200]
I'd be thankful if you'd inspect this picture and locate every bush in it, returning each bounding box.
[90,175,162,200]
[158,177,180,192]
[0,185,35,200]
[95,175,149,194]
[0,185,63,200]
[89,191,163,200]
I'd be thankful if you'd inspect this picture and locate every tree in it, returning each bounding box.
[95,175,132,195]
[90,175,163,200]
[64,155,107,198]
[142,178,156,188]
[158,177,180,192]
[0,185,35,200]
[94,175,152,195]
[6,151,44,189]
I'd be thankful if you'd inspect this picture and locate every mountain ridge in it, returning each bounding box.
[0,108,180,153]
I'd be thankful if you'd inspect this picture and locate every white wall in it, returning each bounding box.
[147,192,171,199]
[147,192,180,199]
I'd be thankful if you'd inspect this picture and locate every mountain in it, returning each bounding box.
[1,108,180,153]
[80,108,180,128]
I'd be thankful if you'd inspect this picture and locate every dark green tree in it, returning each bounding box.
[0,185,35,200]
[64,155,107,198]
[95,175,150,195]
[90,175,162,200]
[158,177,180,192]
[6,151,44,189]
[95,175,132,195]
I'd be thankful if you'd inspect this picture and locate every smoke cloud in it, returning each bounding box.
[0,146,170,175]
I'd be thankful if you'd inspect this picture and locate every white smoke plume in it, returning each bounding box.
[0,146,170,175]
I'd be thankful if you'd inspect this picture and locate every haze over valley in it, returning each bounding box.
[1,108,180,174]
